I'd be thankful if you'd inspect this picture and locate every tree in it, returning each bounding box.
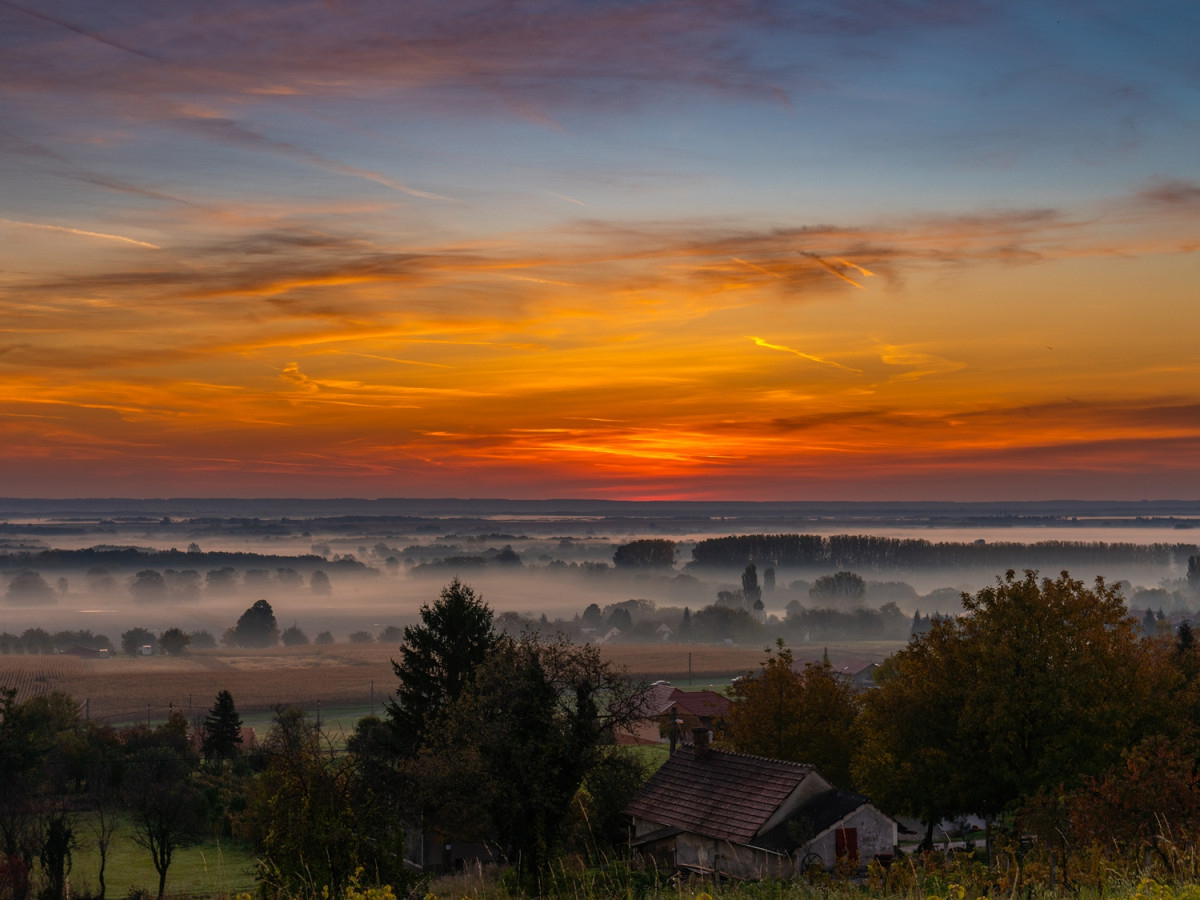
[410,633,643,883]
[581,603,603,627]
[233,599,279,648]
[188,629,217,649]
[201,690,243,763]
[157,627,190,656]
[80,722,125,900]
[315,630,334,645]
[606,606,633,632]
[612,539,676,569]
[125,742,204,900]
[741,564,762,610]
[348,630,374,643]
[249,707,408,895]
[724,640,861,786]
[280,624,309,646]
[387,578,497,753]
[0,689,82,900]
[130,570,168,603]
[853,618,972,849]
[5,571,55,603]
[809,571,866,606]
[121,627,155,657]
[855,570,1165,835]
[310,571,331,595]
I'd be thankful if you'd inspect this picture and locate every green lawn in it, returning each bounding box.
[70,815,257,899]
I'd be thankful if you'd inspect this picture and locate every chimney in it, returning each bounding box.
[692,727,710,758]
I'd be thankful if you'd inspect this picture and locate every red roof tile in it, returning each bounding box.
[624,746,815,844]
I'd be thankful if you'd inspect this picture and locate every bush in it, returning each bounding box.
[281,624,310,646]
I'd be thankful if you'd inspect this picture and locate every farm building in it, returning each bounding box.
[622,681,730,745]
[625,730,896,879]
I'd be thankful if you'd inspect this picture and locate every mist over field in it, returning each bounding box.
[2,498,1199,645]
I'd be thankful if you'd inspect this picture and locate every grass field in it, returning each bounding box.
[0,639,904,727]
[68,814,257,898]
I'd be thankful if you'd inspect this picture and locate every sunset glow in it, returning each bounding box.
[2,1,1198,500]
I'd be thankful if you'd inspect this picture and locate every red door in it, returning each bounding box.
[835,828,859,861]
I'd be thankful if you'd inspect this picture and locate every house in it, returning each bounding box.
[625,730,896,880]
[622,682,730,745]
[831,661,881,692]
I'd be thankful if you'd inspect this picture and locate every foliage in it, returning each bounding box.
[130,570,168,603]
[409,631,643,883]
[724,640,860,786]
[612,539,676,569]
[690,604,764,643]
[120,628,155,657]
[123,736,204,900]
[5,571,54,603]
[250,707,409,898]
[387,578,497,753]
[280,624,309,646]
[201,690,244,763]
[809,571,866,606]
[742,564,762,609]
[233,600,279,648]
[157,627,190,656]
[857,569,1168,844]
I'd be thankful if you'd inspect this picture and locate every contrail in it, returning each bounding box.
[732,257,782,278]
[798,251,865,288]
[749,336,862,374]
[0,218,160,249]
[1,1,161,62]
[833,257,876,278]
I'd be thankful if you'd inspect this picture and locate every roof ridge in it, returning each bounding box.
[692,745,814,767]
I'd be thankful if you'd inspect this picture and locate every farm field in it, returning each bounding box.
[0,640,903,726]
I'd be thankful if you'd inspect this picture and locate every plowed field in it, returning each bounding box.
[0,640,896,725]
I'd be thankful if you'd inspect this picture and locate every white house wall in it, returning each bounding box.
[675,833,791,880]
[799,804,897,870]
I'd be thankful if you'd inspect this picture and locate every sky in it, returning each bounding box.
[2,0,1199,502]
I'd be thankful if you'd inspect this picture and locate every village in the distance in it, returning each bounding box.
[4,498,1200,899]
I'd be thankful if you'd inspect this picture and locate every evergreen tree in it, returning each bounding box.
[201,690,243,762]
[387,578,497,753]
[741,564,762,610]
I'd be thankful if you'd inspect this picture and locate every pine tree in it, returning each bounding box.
[201,690,243,762]
[387,578,497,753]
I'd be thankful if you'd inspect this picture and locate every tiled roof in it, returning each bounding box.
[629,685,731,719]
[671,689,730,719]
[624,746,815,844]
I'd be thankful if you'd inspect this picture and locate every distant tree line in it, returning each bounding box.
[690,533,1198,571]
[0,546,372,575]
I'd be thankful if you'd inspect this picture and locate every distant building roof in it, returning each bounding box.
[624,745,816,844]
[629,684,731,720]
